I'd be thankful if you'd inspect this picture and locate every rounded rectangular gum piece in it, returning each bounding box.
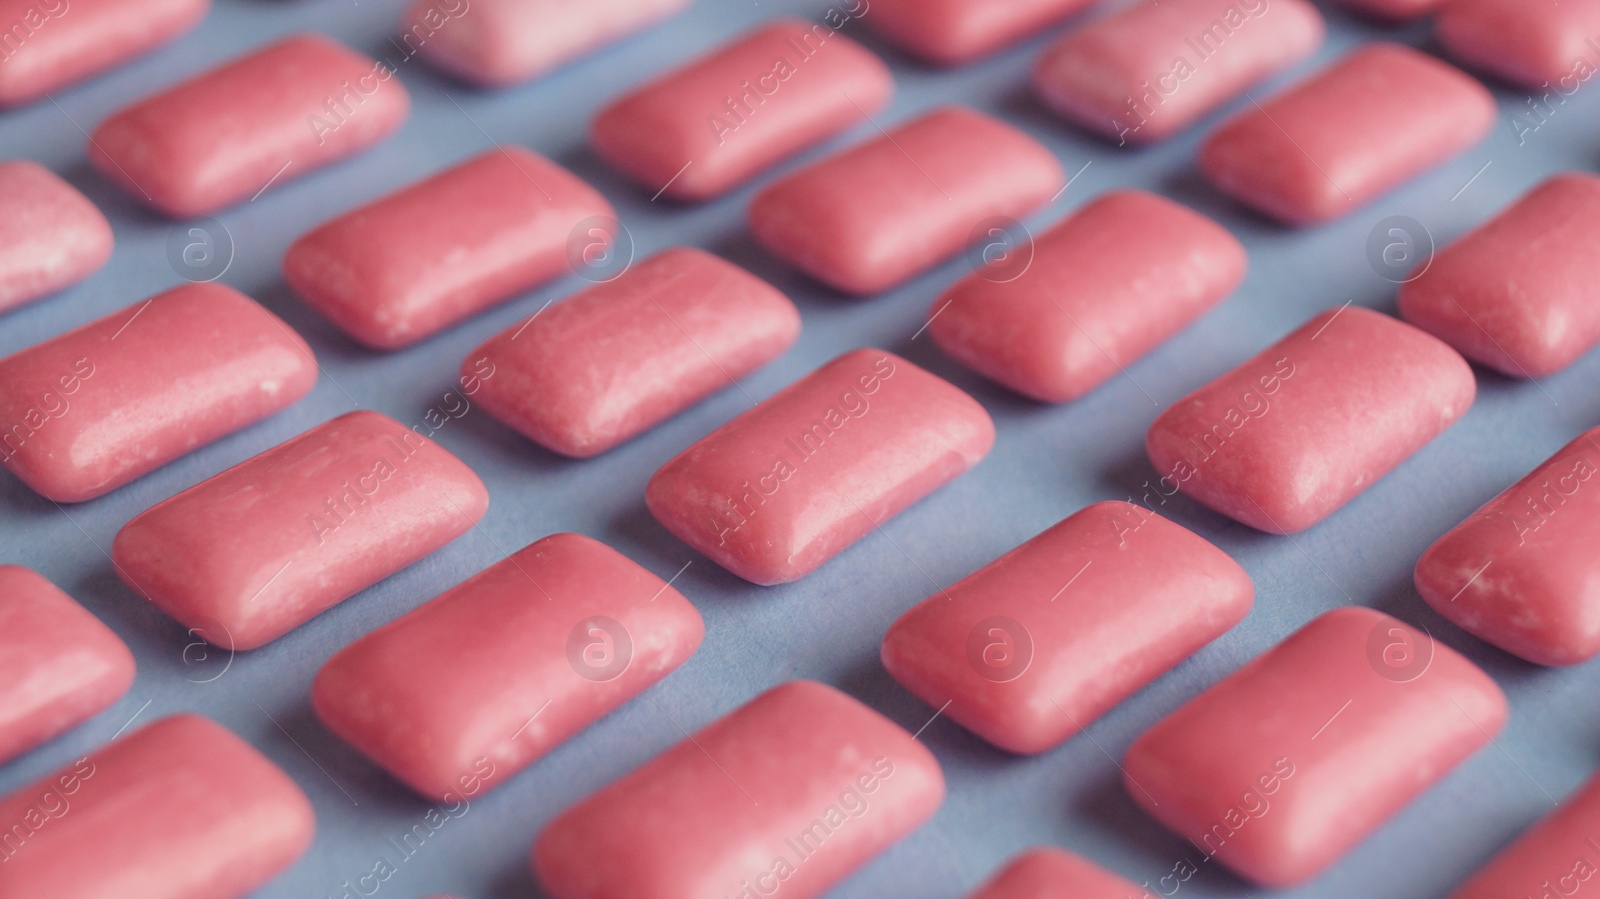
[1415,427,1600,666]
[1146,305,1475,535]
[401,0,690,87]
[1447,768,1600,898]
[0,0,209,107]
[111,410,489,650]
[590,18,893,202]
[0,282,318,503]
[1436,0,1600,88]
[0,714,314,897]
[645,348,995,585]
[284,148,613,350]
[966,847,1143,899]
[929,190,1245,403]
[882,501,1253,755]
[313,532,705,801]
[1031,0,1324,146]
[465,247,800,458]
[88,33,411,218]
[532,680,944,899]
[1399,173,1600,379]
[0,566,133,766]
[1199,43,1495,225]
[1124,606,1508,888]
[748,106,1063,296]
[0,161,112,313]
[864,0,1097,66]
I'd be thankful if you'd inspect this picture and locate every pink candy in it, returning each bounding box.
[0,161,112,313]
[0,0,208,107]
[1448,768,1600,898]
[865,0,1096,66]
[1436,0,1600,88]
[965,848,1142,899]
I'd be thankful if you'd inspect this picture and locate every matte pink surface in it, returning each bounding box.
[864,0,1097,66]
[0,161,112,313]
[1199,43,1495,224]
[1398,173,1600,379]
[883,502,1253,754]
[89,33,410,217]
[1416,427,1600,666]
[0,566,133,766]
[929,189,1245,403]
[965,847,1144,899]
[314,533,704,801]
[0,282,317,503]
[1146,306,1475,534]
[1331,0,1446,21]
[0,0,208,107]
[0,714,314,898]
[590,18,893,201]
[284,147,612,350]
[1436,0,1600,88]
[646,348,995,585]
[533,680,944,899]
[1125,606,1508,887]
[1447,767,1600,898]
[111,410,488,650]
[467,247,800,458]
[1032,0,1324,145]
[748,106,1063,295]
[403,0,690,86]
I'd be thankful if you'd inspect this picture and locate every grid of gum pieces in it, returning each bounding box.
[2,1,1600,898]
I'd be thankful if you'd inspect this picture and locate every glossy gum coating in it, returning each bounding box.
[313,533,705,801]
[0,566,133,766]
[864,0,1097,66]
[1331,0,1447,21]
[1436,0,1600,88]
[0,161,112,313]
[929,190,1245,403]
[532,680,945,899]
[1199,43,1495,225]
[1146,305,1475,535]
[590,18,893,201]
[1447,768,1600,898]
[646,348,995,585]
[466,247,800,458]
[0,0,209,107]
[88,33,411,218]
[1031,0,1324,146]
[0,714,315,898]
[1415,427,1600,666]
[402,0,690,87]
[966,847,1144,899]
[1124,606,1508,888]
[882,501,1253,754]
[111,410,488,650]
[284,147,612,350]
[748,106,1063,296]
[0,282,318,503]
[1398,173,1600,379]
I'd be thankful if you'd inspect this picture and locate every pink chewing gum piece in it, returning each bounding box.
[111,410,488,650]
[882,501,1253,755]
[1436,0,1600,88]
[590,18,893,202]
[0,161,112,313]
[0,566,133,766]
[1398,173,1600,379]
[284,148,612,350]
[864,0,1097,66]
[1415,427,1600,666]
[533,680,944,899]
[1125,606,1508,888]
[466,247,800,458]
[0,0,209,107]
[748,106,1063,296]
[646,348,995,585]
[966,848,1143,899]
[1031,0,1324,146]
[1447,768,1600,898]
[1199,43,1495,225]
[0,714,314,897]
[401,0,690,87]
[89,34,411,217]
[313,532,704,801]
[929,189,1246,403]
[1331,0,1447,21]
[0,282,318,503]
[1146,306,1475,534]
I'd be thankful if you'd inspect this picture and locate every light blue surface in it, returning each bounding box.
[2,1,1599,897]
